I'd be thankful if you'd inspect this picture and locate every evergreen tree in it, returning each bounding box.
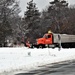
[25,0,40,22]
[24,0,40,41]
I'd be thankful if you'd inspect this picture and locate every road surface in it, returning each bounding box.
[15,60,75,75]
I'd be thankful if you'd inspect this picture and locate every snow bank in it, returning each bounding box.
[0,47,75,74]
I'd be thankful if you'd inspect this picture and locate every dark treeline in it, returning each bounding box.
[0,0,75,46]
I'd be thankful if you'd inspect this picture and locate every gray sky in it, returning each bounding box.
[18,0,75,17]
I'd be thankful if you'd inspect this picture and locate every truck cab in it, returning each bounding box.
[36,33,53,48]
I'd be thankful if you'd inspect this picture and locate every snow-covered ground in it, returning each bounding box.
[0,47,75,75]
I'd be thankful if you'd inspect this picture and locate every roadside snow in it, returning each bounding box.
[0,47,75,74]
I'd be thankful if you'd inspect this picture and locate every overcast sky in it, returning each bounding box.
[18,0,75,17]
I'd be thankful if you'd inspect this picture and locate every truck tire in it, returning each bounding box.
[39,45,43,48]
[38,44,45,48]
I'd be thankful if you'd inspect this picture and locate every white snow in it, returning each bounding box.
[0,47,75,74]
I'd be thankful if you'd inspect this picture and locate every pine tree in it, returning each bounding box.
[25,0,40,22]
[24,0,40,40]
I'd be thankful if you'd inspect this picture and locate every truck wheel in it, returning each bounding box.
[38,44,45,48]
[39,45,43,48]
[38,44,44,48]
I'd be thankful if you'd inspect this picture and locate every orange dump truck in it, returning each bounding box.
[26,31,75,48]
[26,31,59,48]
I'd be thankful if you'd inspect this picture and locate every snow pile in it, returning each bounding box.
[0,47,75,74]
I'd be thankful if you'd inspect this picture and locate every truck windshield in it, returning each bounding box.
[43,34,46,38]
[43,34,51,39]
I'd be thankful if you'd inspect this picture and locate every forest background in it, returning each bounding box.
[0,0,75,46]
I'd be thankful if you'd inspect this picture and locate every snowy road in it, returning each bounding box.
[15,60,75,75]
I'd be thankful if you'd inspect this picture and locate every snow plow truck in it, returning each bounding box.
[25,31,75,48]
